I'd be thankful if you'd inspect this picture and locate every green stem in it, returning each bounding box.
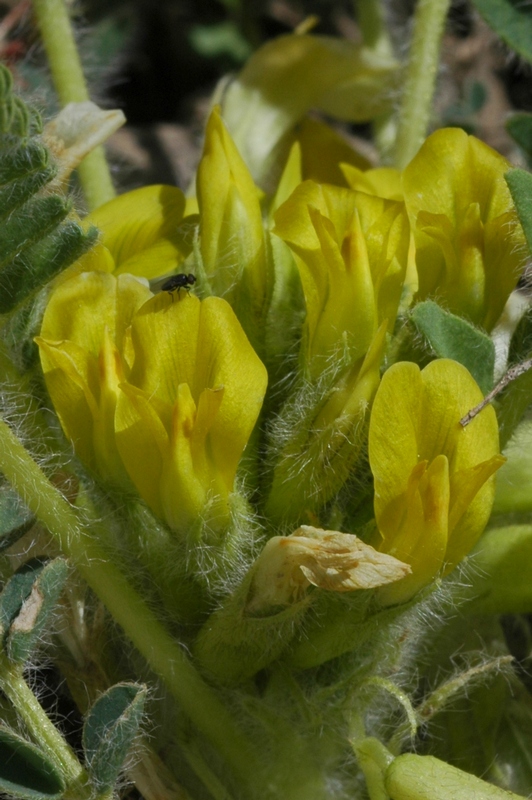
[0,652,91,797]
[0,417,261,794]
[31,0,115,210]
[393,0,451,169]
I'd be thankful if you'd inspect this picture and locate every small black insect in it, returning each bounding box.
[161,273,197,298]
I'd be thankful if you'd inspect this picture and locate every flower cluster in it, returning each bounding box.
[36,108,521,608]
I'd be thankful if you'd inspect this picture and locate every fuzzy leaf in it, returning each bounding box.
[0,195,70,268]
[505,168,532,256]
[0,67,95,313]
[470,0,532,63]
[83,683,147,792]
[411,301,495,393]
[0,66,41,137]
[0,484,34,553]
[7,558,69,664]
[0,559,46,643]
[0,221,98,314]
[0,140,53,198]
[0,727,65,799]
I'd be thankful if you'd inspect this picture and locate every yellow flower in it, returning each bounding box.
[196,107,270,353]
[36,271,152,485]
[402,128,527,331]
[75,184,192,281]
[114,292,267,535]
[273,180,409,378]
[369,359,505,604]
[37,275,267,537]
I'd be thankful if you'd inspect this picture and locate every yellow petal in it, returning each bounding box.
[370,359,503,597]
[341,164,403,200]
[402,128,526,329]
[297,116,370,187]
[197,107,268,320]
[37,272,152,485]
[273,180,408,374]
[116,291,267,532]
[35,338,99,470]
[115,382,169,517]
[82,184,190,279]
[222,34,398,184]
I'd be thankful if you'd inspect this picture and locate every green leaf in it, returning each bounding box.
[0,559,46,643]
[0,727,65,799]
[0,195,70,269]
[0,483,34,553]
[0,66,96,313]
[7,558,69,664]
[506,113,532,163]
[0,66,41,138]
[0,141,52,191]
[410,301,495,393]
[470,0,532,63]
[0,221,98,314]
[506,168,532,256]
[83,683,147,792]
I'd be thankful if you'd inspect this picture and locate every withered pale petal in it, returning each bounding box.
[247,525,410,613]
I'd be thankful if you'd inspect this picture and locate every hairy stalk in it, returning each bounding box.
[0,417,261,795]
[393,0,451,168]
[31,0,115,210]
[0,652,93,799]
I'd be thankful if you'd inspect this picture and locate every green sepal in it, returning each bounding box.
[6,558,69,664]
[466,525,532,615]
[410,301,495,394]
[0,483,34,553]
[83,683,147,792]
[470,0,532,63]
[194,570,312,685]
[0,221,98,314]
[0,558,46,643]
[0,726,65,800]
[506,113,532,164]
[505,168,532,256]
[285,587,429,670]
